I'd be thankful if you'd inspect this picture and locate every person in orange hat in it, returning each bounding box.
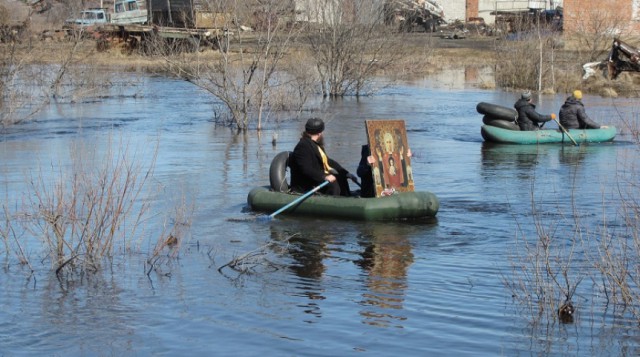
[559,90,605,129]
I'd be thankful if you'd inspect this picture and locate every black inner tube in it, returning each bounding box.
[269,151,291,192]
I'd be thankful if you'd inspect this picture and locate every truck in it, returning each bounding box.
[63,0,147,29]
[63,0,230,53]
[384,0,446,33]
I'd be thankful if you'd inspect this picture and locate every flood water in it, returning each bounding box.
[1,71,639,356]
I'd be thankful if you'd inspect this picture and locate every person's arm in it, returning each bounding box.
[527,106,552,123]
[328,158,348,176]
[577,106,601,129]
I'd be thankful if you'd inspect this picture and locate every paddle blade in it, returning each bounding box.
[227,214,273,222]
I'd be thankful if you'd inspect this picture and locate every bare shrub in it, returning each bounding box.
[21,138,157,278]
[0,43,50,126]
[153,0,306,131]
[504,185,584,324]
[567,3,633,62]
[0,35,114,127]
[146,192,196,276]
[0,5,7,25]
[217,233,298,279]
[506,123,640,324]
[303,0,416,97]
[1,205,33,274]
[494,23,561,92]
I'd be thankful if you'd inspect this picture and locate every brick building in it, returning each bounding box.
[462,0,640,34]
[562,0,640,35]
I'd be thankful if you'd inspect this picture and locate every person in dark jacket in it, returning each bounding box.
[289,118,357,196]
[356,145,375,198]
[559,90,603,129]
[514,91,555,131]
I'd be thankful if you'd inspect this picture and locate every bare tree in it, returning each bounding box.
[493,14,562,93]
[567,1,634,62]
[0,0,110,127]
[303,0,411,97]
[156,0,306,131]
[22,138,158,278]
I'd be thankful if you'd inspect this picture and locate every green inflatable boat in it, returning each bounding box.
[246,151,439,221]
[247,186,439,221]
[481,125,617,144]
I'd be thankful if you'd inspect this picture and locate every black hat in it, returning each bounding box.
[305,118,325,134]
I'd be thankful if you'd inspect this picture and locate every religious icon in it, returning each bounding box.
[365,120,415,197]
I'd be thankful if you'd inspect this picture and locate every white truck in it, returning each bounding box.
[64,0,147,28]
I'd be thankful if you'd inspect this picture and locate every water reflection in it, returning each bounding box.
[25,271,134,354]
[3,74,640,355]
[481,141,621,173]
[557,145,588,166]
[355,223,414,328]
[268,223,329,321]
[480,142,544,176]
[268,219,427,329]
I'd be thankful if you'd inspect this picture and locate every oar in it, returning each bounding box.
[553,117,578,146]
[257,180,330,222]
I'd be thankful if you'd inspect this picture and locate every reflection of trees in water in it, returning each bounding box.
[356,225,414,328]
[268,223,422,327]
[41,271,133,338]
[481,142,592,175]
[269,226,329,320]
[481,142,542,174]
[287,235,327,279]
[558,145,588,166]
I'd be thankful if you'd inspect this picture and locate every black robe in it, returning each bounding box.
[289,136,350,196]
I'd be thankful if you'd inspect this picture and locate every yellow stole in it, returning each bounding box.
[317,146,333,174]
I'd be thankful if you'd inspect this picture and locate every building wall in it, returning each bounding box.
[440,0,467,22]
[563,0,640,35]
[476,0,561,24]
[466,0,479,19]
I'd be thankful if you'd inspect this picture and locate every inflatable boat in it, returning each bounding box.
[481,125,617,144]
[477,101,616,144]
[246,152,439,221]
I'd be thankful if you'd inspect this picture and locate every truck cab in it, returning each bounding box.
[64,9,108,28]
[63,0,147,29]
[110,0,147,25]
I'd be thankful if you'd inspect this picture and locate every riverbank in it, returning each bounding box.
[2,24,638,98]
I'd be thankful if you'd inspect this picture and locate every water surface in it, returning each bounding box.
[1,73,639,356]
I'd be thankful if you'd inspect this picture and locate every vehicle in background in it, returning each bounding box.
[110,0,147,24]
[384,0,446,33]
[64,9,108,28]
[63,0,147,29]
[583,38,640,80]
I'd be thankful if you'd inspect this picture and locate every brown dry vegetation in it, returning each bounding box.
[2,0,639,100]
[10,31,640,97]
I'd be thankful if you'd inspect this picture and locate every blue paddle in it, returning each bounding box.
[258,180,330,222]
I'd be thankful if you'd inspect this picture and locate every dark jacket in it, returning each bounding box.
[289,135,350,196]
[559,97,600,129]
[514,98,553,131]
[356,145,375,198]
